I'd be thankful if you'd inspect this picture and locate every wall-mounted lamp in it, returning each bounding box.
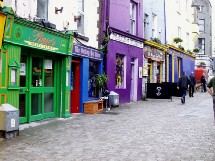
[55,7,63,14]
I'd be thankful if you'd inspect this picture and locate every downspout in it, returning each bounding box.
[164,0,167,82]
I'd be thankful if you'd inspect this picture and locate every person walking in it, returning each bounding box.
[189,71,196,97]
[201,73,207,92]
[206,76,215,123]
[177,71,190,104]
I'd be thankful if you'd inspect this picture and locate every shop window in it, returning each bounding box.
[116,54,126,88]
[37,0,48,21]
[32,57,43,87]
[88,60,99,97]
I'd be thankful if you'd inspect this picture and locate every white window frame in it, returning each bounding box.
[198,38,205,55]
[77,0,85,35]
[199,19,205,32]
[130,1,137,35]
[152,14,157,38]
[37,0,48,20]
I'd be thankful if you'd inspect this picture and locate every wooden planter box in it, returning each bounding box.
[84,100,103,114]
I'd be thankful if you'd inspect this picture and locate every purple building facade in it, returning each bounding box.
[101,0,144,104]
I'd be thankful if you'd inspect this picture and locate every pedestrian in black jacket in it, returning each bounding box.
[201,73,207,92]
[189,72,196,97]
[177,71,191,104]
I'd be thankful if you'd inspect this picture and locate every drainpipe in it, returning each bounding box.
[164,0,167,82]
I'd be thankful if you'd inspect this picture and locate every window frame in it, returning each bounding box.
[198,38,205,55]
[115,53,126,89]
[130,1,137,35]
[77,0,85,35]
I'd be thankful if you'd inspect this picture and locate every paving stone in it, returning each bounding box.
[0,92,215,160]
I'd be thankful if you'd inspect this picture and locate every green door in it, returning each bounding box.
[19,52,58,123]
[30,56,57,122]
[19,55,29,123]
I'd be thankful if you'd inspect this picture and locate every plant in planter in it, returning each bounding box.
[193,48,200,53]
[151,37,161,44]
[200,61,206,66]
[173,37,183,44]
[178,45,184,51]
[94,73,108,97]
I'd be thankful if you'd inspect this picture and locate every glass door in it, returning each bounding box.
[30,56,56,122]
[19,55,29,123]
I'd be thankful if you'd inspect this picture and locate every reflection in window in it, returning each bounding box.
[44,93,53,113]
[116,54,125,88]
[19,94,26,117]
[44,59,54,87]
[20,56,27,87]
[32,57,43,87]
[88,60,99,97]
[31,94,42,115]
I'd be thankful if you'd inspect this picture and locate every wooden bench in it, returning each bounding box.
[84,100,103,114]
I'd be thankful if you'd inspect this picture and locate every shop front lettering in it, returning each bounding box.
[30,30,56,47]
[73,44,103,60]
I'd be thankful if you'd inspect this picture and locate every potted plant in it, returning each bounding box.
[193,48,200,53]
[94,73,108,97]
[178,45,184,51]
[151,37,161,44]
[173,37,183,44]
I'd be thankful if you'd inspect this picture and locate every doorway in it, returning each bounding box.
[19,52,58,123]
[70,59,80,113]
[130,58,138,102]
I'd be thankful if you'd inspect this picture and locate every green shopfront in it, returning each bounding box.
[0,9,73,123]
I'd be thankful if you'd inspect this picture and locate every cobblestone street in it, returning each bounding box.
[0,92,215,161]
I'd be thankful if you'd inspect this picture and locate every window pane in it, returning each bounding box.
[31,94,42,115]
[44,93,53,113]
[88,60,99,97]
[116,54,125,88]
[44,59,54,87]
[37,0,48,20]
[19,94,26,117]
[78,0,84,12]
[20,56,27,87]
[130,2,136,35]
[32,57,43,87]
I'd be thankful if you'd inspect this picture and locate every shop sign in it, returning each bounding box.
[73,44,103,61]
[4,18,70,54]
[167,48,194,60]
[110,33,143,48]
[144,46,165,61]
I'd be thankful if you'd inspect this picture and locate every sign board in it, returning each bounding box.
[73,44,103,61]
[4,16,71,55]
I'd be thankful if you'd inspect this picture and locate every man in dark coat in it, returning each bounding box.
[201,73,207,92]
[177,71,191,104]
[189,72,196,97]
